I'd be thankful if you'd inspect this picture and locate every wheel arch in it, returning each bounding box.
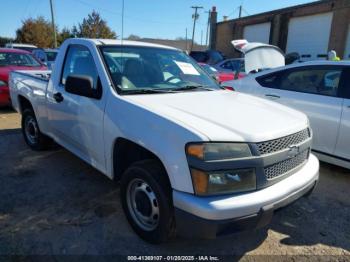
[18,95,34,114]
[112,137,171,186]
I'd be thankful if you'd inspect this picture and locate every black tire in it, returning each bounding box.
[21,108,51,150]
[120,159,175,244]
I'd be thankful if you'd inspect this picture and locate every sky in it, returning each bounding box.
[1,0,315,43]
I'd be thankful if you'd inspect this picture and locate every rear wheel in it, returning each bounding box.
[21,108,51,150]
[120,160,175,243]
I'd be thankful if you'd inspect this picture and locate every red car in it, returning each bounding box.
[198,63,244,84]
[0,48,47,107]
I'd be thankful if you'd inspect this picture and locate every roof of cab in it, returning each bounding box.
[67,38,179,51]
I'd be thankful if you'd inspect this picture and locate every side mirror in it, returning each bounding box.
[65,75,102,99]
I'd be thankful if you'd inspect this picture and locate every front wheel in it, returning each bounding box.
[120,160,175,243]
[21,108,51,150]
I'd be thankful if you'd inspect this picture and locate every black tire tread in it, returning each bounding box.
[21,108,51,151]
[120,159,176,244]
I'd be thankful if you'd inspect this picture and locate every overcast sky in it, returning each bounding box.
[1,0,315,42]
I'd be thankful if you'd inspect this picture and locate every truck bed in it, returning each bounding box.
[9,70,52,113]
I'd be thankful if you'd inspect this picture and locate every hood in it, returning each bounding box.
[0,65,47,82]
[231,40,285,74]
[126,90,308,142]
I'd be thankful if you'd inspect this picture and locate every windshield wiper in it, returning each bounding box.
[174,85,216,91]
[121,88,177,95]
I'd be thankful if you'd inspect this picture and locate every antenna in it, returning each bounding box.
[121,0,125,43]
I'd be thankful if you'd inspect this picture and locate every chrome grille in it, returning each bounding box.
[264,150,309,180]
[256,129,310,155]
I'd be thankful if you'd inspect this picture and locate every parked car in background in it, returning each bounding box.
[5,43,38,53]
[32,48,59,69]
[223,61,350,169]
[189,50,224,65]
[198,62,235,83]
[0,48,46,107]
[212,58,245,73]
[231,39,285,74]
[10,38,319,243]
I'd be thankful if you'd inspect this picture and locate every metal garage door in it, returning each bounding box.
[286,12,333,61]
[243,22,271,44]
[344,25,350,60]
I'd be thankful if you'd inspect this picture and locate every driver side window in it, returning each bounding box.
[61,45,98,89]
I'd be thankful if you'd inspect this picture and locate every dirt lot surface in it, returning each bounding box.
[0,109,349,260]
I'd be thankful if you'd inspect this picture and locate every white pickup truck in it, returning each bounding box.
[9,38,319,243]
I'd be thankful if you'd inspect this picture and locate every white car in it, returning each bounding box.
[224,61,350,169]
[9,38,319,243]
[5,43,38,53]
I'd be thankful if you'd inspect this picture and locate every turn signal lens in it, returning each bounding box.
[186,143,251,161]
[186,144,204,159]
[190,169,209,195]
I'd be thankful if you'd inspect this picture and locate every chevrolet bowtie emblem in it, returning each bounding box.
[287,145,299,158]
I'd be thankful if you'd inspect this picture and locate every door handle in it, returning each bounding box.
[265,94,280,99]
[53,92,64,103]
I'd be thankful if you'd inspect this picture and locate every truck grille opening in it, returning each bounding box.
[256,129,310,155]
[264,149,309,180]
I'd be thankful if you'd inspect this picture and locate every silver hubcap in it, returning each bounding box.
[126,178,160,231]
[25,116,38,145]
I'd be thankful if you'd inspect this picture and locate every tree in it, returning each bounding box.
[75,11,116,39]
[16,16,55,48]
[0,36,14,47]
[58,27,74,45]
[127,34,141,40]
[175,37,186,41]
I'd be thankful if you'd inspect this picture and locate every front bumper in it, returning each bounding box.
[173,153,319,238]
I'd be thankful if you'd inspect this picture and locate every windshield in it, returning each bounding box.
[200,64,217,75]
[0,52,41,67]
[101,46,221,94]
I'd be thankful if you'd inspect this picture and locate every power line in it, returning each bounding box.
[73,0,188,25]
[242,7,250,16]
[226,6,239,18]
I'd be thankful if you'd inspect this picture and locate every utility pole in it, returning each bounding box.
[238,5,242,18]
[190,6,203,51]
[205,9,211,47]
[200,30,203,46]
[49,0,57,48]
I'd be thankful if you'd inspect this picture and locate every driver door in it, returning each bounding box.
[46,45,107,171]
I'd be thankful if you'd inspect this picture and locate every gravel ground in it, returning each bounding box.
[0,109,349,260]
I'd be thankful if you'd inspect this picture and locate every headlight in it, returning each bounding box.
[0,80,7,87]
[191,168,256,195]
[186,143,252,161]
[186,143,255,195]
